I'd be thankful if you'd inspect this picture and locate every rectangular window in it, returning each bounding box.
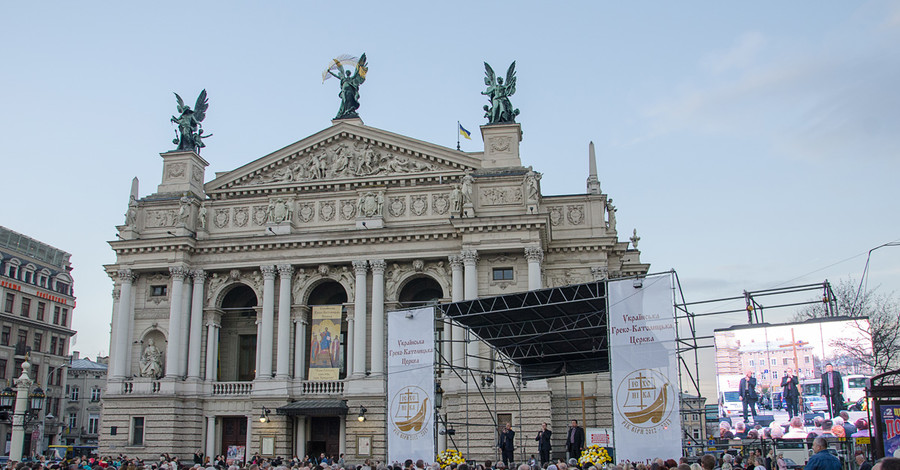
[36,302,45,321]
[56,282,69,295]
[90,387,101,402]
[749,359,754,366]
[57,338,65,356]
[53,306,60,325]
[771,358,777,365]
[783,358,789,365]
[804,356,810,363]
[132,417,145,446]
[1,326,10,346]
[20,298,30,317]
[150,285,167,297]
[0,359,7,380]
[61,308,68,327]
[70,386,79,401]
[492,267,514,281]
[4,294,14,313]
[24,272,32,284]
[33,332,42,353]
[17,330,28,349]
[50,337,57,355]
[7,267,16,279]
[13,359,24,378]
[88,414,100,434]
[692,428,700,439]
[774,371,779,379]
[55,369,62,386]
[68,412,77,430]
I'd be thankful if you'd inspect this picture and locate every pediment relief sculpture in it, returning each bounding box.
[241,139,442,187]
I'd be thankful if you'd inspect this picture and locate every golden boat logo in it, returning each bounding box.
[615,369,673,430]
[389,385,431,439]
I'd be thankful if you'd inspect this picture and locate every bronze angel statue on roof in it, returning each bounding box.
[324,53,368,120]
[482,61,520,124]
[171,89,211,153]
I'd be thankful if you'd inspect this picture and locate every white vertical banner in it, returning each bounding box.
[387,306,436,464]
[608,275,680,463]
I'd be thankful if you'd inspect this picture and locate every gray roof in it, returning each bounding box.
[0,225,71,269]
[70,358,108,371]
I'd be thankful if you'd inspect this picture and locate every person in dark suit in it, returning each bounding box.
[739,370,758,423]
[565,419,585,460]
[535,422,552,466]
[497,422,515,467]
[781,368,800,418]
[820,363,843,417]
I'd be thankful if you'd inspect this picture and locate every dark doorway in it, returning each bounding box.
[238,335,257,381]
[308,416,341,459]
[398,276,443,308]
[220,417,248,457]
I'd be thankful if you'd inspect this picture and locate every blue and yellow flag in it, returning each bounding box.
[459,123,472,140]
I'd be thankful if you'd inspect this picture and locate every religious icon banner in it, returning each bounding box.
[308,305,342,380]
[608,275,681,463]
[387,307,436,464]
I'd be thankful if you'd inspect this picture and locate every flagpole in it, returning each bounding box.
[457,121,461,151]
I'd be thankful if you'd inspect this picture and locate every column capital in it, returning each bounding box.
[524,246,544,263]
[370,259,386,274]
[277,264,294,277]
[590,266,609,281]
[261,265,277,280]
[204,311,222,327]
[352,260,369,274]
[111,288,121,301]
[117,268,135,282]
[448,254,464,269]
[169,265,189,281]
[192,269,207,283]
[293,316,309,326]
[461,249,478,265]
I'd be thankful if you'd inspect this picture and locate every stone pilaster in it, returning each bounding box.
[276,264,293,378]
[165,266,188,378]
[351,260,368,377]
[259,266,277,378]
[369,260,386,376]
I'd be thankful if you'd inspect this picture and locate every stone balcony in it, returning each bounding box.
[108,377,346,398]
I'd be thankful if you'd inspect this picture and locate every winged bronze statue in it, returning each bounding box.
[482,61,520,124]
[171,89,211,153]
[327,53,368,120]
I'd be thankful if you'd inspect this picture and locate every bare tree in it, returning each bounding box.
[795,278,900,374]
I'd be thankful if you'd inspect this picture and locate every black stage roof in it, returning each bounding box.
[438,281,609,380]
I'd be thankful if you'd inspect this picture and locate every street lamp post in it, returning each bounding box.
[8,356,45,461]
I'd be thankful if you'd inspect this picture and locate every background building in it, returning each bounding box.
[0,226,76,456]
[61,352,107,446]
[100,116,649,462]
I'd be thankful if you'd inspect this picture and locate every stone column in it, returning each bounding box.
[351,260,368,377]
[245,416,253,458]
[369,260,386,376]
[259,265,277,378]
[179,276,192,375]
[448,255,465,368]
[113,269,135,378]
[165,266,188,378]
[293,309,309,380]
[525,246,544,290]
[188,270,206,380]
[108,288,121,378]
[205,312,221,381]
[462,250,480,371]
[346,309,355,376]
[205,416,216,460]
[276,264,293,378]
[295,417,307,458]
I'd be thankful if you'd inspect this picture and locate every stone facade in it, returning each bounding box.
[0,225,76,456]
[61,353,107,446]
[100,118,648,463]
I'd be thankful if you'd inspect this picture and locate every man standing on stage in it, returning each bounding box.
[781,368,800,418]
[535,422,552,466]
[820,363,843,417]
[566,419,585,461]
[739,370,758,423]
[498,422,515,467]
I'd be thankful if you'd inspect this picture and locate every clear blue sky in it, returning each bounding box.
[2,1,898,398]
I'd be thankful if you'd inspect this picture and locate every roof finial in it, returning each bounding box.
[587,141,601,195]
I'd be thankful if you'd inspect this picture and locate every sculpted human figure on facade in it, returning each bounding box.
[177,196,191,226]
[606,198,617,231]
[449,184,462,214]
[124,195,138,227]
[198,203,208,231]
[524,167,541,203]
[139,339,163,379]
[266,198,293,224]
[461,171,474,204]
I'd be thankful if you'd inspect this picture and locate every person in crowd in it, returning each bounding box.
[719,421,735,439]
[734,421,748,439]
[831,417,846,438]
[873,457,900,470]
[776,453,787,470]
[839,411,858,436]
[497,422,515,467]
[852,418,871,438]
[769,425,784,439]
[781,368,801,419]
[855,451,872,470]
[739,370,759,423]
[565,419,585,461]
[805,437,840,470]
[820,364,843,418]
[535,422,552,467]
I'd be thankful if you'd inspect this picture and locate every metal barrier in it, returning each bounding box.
[682,438,865,470]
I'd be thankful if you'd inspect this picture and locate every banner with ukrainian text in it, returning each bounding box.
[308,305,342,380]
[608,275,680,463]
[387,307,436,464]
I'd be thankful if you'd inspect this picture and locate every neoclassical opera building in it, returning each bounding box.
[101,111,649,461]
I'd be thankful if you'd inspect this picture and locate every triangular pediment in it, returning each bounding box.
[206,121,482,195]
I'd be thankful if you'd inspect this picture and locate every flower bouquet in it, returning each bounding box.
[579,445,612,467]
[436,449,466,467]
